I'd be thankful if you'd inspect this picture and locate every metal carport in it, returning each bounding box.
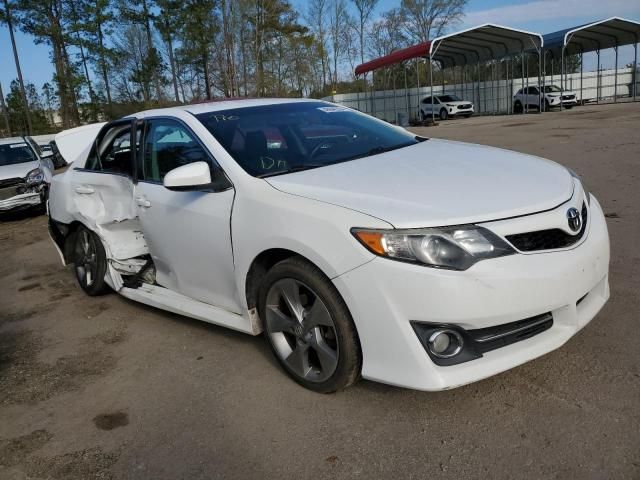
[428,24,543,120]
[353,24,543,123]
[543,17,640,107]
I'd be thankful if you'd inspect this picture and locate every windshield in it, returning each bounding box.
[195,102,420,177]
[0,142,37,167]
[544,85,561,93]
[438,95,461,103]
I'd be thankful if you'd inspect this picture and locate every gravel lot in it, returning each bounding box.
[1,102,639,479]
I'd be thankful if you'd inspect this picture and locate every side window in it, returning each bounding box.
[142,118,219,183]
[85,123,134,176]
[530,87,539,95]
[421,97,432,104]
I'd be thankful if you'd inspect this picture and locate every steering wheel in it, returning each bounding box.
[309,141,337,160]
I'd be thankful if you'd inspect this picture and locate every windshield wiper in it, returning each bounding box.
[340,142,416,163]
[257,164,325,178]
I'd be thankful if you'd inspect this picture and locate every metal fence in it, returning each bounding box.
[325,67,639,123]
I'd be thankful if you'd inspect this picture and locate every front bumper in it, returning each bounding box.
[0,191,44,211]
[449,106,474,116]
[333,196,610,391]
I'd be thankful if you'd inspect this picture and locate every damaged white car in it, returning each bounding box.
[48,99,609,393]
[0,136,54,212]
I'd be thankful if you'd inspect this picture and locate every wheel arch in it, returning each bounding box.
[49,218,93,265]
[244,248,325,313]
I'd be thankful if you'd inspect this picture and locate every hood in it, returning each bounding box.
[442,100,472,106]
[266,139,573,228]
[55,122,106,165]
[547,90,576,97]
[0,160,40,181]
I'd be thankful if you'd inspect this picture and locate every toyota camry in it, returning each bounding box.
[47,99,609,393]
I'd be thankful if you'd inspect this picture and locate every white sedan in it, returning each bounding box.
[0,136,54,212]
[420,95,474,120]
[48,99,609,393]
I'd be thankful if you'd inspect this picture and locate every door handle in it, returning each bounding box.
[135,196,151,208]
[74,185,94,195]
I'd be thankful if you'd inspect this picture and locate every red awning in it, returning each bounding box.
[354,41,431,76]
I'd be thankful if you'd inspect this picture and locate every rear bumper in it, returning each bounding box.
[333,196,610,391]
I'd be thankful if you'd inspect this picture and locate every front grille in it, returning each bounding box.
[411,312,554,366]
[0,185,23,201]
[506,203,588,252]
[468,312,553,354]
[457,104,472,109]
[562,95,575,100]
[0,177,22,188]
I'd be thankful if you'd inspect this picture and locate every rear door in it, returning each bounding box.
[134,117,240,313]
[528,87,540,109]
[421,97,432,114]
[70,120,137,227]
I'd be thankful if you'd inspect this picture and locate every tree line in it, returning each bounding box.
[0,0,469,136]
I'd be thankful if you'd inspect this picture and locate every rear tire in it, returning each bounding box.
[258,257,361,393]
[73,226,110,296]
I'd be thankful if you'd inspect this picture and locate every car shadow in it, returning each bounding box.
[115,293,280,369]
[0,207,46,223]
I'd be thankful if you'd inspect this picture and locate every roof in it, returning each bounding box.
[0,136,26,146]
[354,23,543,74]
[180,98,317,115]
[130,98,321,119]
[355,42,431,76]
[543,17,640,57]
[430,24,543,68]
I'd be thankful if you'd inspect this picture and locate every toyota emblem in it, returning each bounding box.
[567,207,581,232]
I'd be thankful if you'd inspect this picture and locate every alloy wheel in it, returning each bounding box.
[265,278,339,383]
[75,229,98,287]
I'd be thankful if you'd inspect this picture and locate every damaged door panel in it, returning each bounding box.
[135,117,241,314]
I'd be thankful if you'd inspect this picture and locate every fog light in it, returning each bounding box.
[428,329,463,358]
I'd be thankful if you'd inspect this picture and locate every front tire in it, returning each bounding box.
[258,257,361,393]
[439,108,448,120]
[73,226,110,296]
[514,101,523,113]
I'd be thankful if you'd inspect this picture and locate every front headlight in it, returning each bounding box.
[352,225,515,271]
[25,168,44,185]
[567,168,591,205]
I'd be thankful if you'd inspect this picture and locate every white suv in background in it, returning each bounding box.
[420,95,474,120]
[514,85,578,112]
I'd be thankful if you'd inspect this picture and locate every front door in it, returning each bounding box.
[70,120,137,230]
[135,117,241,314]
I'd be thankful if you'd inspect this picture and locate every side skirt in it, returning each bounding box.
[119,283,260,335]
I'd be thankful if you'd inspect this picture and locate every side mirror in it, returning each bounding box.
[163,161,212,191]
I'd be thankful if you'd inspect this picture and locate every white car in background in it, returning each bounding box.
[514,85,578,112]
[420,94,474,120]
[48,99,609,393]
[0,136,54,212]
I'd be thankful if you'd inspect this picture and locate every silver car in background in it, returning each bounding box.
[0,136,54,213]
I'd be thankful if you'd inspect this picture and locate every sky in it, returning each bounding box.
[1,0,640,96]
